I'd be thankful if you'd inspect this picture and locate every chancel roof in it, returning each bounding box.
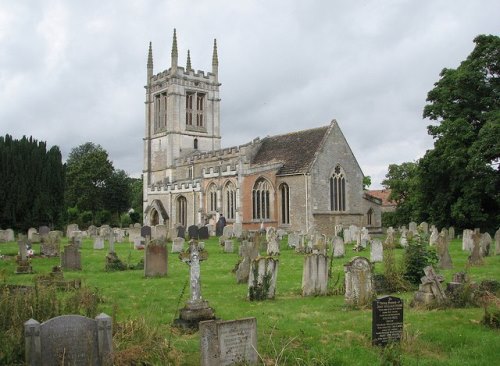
[251,125,329,175]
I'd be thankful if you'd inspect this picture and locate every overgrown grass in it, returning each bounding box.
[0,237,499,365]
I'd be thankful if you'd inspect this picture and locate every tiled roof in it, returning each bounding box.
[251,126,329,175]
[367,189,396,207]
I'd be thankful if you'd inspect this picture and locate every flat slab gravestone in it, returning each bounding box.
[372,296,403,346]
[200,317,258,366]
[24,313,112,366]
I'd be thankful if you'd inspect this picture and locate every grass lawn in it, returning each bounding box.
[1,236,499,365]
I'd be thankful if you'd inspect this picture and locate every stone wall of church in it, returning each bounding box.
[309,124,364,215]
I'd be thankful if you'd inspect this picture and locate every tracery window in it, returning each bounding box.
[224,181,236,220]
[252,179,271,220]
[208,184,218,212]
[330,165,346,212]
[177,196,187,227]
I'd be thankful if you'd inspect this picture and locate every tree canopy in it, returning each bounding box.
[384,35,499,231]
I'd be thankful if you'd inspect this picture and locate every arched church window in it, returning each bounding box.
[367,208,373,226]
[224,181,236,220]
[194,138,198,149]
[280,183,290,224]
[330,165,346,212]
[207,184,218,212]
[186,92,193,126]
[151,209,159,226]
[252,178,271,220]
[196,93,205,127]
[177,196,187,227]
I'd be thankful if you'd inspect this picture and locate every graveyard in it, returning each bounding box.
[0,229,499,365]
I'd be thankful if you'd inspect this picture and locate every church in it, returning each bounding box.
[142,30,381,235]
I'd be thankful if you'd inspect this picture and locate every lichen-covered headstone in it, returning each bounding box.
[344,256,373,306]
[302,253,329,296]
[248,257,279,300]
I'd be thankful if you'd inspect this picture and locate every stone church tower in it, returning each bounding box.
[143,29,221,194]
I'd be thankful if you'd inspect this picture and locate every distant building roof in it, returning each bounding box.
[251,126,329,175]
[367,189,396,208]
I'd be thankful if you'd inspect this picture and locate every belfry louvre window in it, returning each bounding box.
[253,179,270,220]
[196,93,204,127]
[330,165,346,212]
[186,93,194,126]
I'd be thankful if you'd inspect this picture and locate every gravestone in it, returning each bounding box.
[31,232,41,244]
[360,227,370,248]
[87,225,98,238]
[370,239,383,263]
[144,239,168,277]
[437,232,453,269]
[480,233,492,257]
[399,228,408,248]
[4,229,15,242]
[408,222,417,235]
[223,225,234,238]
[41,233,60,257]
[344,257,373,307]
[108,233,116,253]
[266,227,280,256]
[302,253,329,296]
[419,222,429,234]
[248,257,279,300]
[429,227,439,246]
[468,230,484,266]
[176,225,186,239]
[61,244,81,270]
[343,227,352,243]
[128,227,141,242]
[27,228,38,241]
[224,240,234,253]
[172,237,185,253]
[412,266,446,306]
[199,226,210,240]
[94,236,105,250]
[175,241,215,328]
[153,224,169,240]
[448,226,455,240]
[235,240,260,284]
[16,238,33,274]
[188,225,200,239]
[24,313,112,366]
[71,231,83,248]
[332,236,345,258]
[200,317,258,366]
[385,227,395,247]
[133,237,144,250]
[462,229,473,251]
[99,225,111,238]
[233,223,243,238]
[141,225,152,240]
[66,223,79,238]
[287,231,299,248]
[372,296,403,346]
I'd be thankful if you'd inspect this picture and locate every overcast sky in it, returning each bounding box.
[1,1,499,188]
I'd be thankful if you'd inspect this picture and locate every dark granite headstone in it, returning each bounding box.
[24,313,112,366]
[199,226,209,240]
[188,225,199,239]
[372,296,403,346]
[141,225,152,239]
[176,225,186,239]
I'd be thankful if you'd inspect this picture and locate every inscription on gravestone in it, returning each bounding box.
[372,296,403,347]
[200,317,258,366]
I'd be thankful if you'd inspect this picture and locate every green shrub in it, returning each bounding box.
[66,206,79,223]
[403,236,438,285]
[120,212,132,228]
[79,210,93,227]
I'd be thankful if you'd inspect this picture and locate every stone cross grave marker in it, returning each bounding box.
[25,313,112,366]
[412,266,447,306]
[372,296,403,347]
[175,240,215,328]
[437,232,453,269]
[200,317,258,366]
[468,230,484,266]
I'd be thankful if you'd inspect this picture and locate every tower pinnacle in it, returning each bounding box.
[212,38,218,81]
[186,49,192,72]
[147,42,153,83]
[171,28,178,72]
